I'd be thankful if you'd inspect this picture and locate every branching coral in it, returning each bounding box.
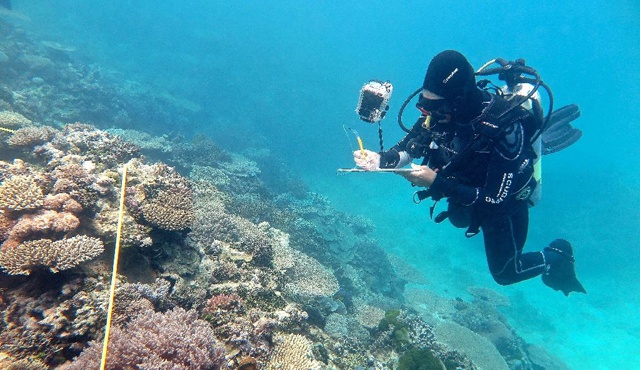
[0,174,44,212]
[266,333,321,370]
[6,125,59,147]
[141,186,195,231]
[0,235,104,275]
[0,110,32,128]
[49,123,140,169]
[68,307,227,370]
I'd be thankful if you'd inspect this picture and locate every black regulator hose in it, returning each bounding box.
[397,87,422,133]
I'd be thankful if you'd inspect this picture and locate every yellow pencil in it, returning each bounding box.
[357,136,367,159]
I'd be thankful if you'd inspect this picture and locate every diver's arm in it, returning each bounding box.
[379,117,427,168]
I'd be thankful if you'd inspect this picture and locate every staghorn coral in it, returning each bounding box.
[92,198,153,248]
[353,301,386,329]
[0,235,104,275]
[266,333,321,370]
[68,307,227,370]
[0,174,44,212]
[0,354,48,370]
[141,186,195,231]
[0,110,32,128]
[188,181,274,266]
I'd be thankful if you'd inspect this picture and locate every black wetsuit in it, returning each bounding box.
[381,91,546,285]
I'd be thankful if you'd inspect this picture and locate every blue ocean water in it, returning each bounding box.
[12,1,640,368]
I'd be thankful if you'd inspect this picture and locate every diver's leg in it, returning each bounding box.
[541,239,587,296]
[481,203,546,285]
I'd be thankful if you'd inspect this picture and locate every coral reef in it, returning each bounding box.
[0,16,570,370]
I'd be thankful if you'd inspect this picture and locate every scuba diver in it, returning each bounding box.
[353,50,586,296]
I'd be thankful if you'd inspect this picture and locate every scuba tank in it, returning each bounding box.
[501,82,544,205]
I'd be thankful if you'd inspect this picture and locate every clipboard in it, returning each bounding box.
[337,168,418,173]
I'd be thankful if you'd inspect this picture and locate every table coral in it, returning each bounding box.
[0,235,104,275]
[283,250,340,303]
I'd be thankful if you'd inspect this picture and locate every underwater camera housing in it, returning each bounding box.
[356,80,393,123]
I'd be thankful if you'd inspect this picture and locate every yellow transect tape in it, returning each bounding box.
[0,127,16,133]
[100,163,128,370]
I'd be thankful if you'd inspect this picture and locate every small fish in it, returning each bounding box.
[0,0,10,10]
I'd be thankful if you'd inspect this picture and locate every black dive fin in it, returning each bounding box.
[542,128,582,155]
[0,0,11,10]
[542,239,587,296]
[541,104,582,155]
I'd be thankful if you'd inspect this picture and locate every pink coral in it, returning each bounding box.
[204,293,244,314]
[9,210,80,241]
[43,193,83,213]
[68,308,226,370]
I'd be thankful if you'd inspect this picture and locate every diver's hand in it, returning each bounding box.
[353,150,381,171]
[399,163,437,187]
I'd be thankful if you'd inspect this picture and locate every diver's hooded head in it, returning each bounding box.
[420,50,484,118]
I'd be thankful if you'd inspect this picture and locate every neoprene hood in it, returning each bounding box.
[422,50,476,100]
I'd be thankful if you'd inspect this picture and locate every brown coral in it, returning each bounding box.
[141,187,194,231]
[0,175,44,212]
[9,210,80,241]
[0,214,16,243]
[237,356,258,370]
[0,235,104,275]
[43,193,83,213]
[0,110,32,129]
[6,125,59,147]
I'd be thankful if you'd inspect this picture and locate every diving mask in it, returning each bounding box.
[416,93,453,126]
